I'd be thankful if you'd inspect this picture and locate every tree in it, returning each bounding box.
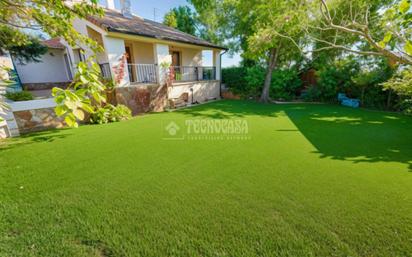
[0,27,47,64]
[247,0,308,102]
[191,0,307,102]
[163,12,177,28]
[163,6,197,36]
[0,0,103,51]
[308,0,412,65]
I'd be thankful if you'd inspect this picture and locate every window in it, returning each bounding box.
[72,49,85,66]
[63,53,73,80]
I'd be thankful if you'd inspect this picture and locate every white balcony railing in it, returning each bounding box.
[100,63,217,84]
[128,64,158,84]
[170,66,216,82]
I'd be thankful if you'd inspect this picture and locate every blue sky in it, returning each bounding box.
[99,0,241,67]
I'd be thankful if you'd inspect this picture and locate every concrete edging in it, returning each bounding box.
[8,98,56,112]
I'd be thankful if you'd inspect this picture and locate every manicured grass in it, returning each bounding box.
[1,100,412,257]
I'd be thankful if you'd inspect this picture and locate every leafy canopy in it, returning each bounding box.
[0,0,103,50]
[163,6,197,36]
[0,27,48,64]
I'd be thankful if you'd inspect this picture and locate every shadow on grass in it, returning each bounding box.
[0,129,72,151]
[283,105,412,170]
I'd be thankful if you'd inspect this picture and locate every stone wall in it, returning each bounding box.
[169,81,220,103]
[13,108,64,134]
[115,84,167,115]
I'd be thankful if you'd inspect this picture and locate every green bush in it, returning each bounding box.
[5,91,33,101]
[312,57,395,109]
[245,66,265,96]
[316,58,360,102]
[222,67,248,96]
[350,60,394,110]
[382,69,412,114]
[301,85,321,102]
[90,104,132,124]
[270,69,302,101]
[223,58,396,108]
[223,66,303,100]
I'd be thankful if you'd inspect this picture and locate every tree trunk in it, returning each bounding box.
[361,87,365,106]
[386,89,392,110]
[260,47,279,103]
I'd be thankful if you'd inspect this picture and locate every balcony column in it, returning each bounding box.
[153,43,171,85]
[213,50,222,81]
[103,36,130,87]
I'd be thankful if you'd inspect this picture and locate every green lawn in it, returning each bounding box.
[1,100,412,257]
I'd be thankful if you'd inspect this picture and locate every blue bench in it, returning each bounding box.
[338,93,360,108]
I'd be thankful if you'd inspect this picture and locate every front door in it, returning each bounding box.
[125,46,135,82]
[170,51,181,80]
[171,51,181,67]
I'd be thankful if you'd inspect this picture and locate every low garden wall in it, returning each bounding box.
[13,107,64,134]
[1,98,63,137]
[169,80,220,103]
[115,84,168,115]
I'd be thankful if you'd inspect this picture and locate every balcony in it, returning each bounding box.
[128,64,157,84]
[100,62,217,85]
[170,66,216,82]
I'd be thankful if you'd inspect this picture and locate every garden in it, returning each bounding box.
[1,0,412,256]
[1,100,412,256]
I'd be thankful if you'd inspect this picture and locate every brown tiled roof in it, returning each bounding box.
[88,9,227,50]
[42,38,65,49]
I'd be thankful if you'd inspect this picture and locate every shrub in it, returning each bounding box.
[301,85,321,102]
[245,66,265,97]
[223,66,302,100]
[5,91,33,101]
[313,57,395,108]
[222,67,248,96]
[382,69,412,113]
[90,104,132,124]
[350,60,394,110]
[316,58,360,102]
[270,69,302,101]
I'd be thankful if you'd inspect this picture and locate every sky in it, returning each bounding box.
[99,0,241,67]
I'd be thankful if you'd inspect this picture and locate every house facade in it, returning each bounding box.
[13,0,227,114]
[14,39,73,90]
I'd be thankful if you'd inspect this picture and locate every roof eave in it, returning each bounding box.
[106,27,228,51]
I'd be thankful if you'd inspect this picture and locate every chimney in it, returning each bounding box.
[106,0,115,10]
[120,0,132,18]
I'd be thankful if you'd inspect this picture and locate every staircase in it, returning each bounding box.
[168,92,189,109]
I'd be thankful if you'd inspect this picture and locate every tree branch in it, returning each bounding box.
[316,0,412,65]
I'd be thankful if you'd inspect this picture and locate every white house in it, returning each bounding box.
[13,0,227,114]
